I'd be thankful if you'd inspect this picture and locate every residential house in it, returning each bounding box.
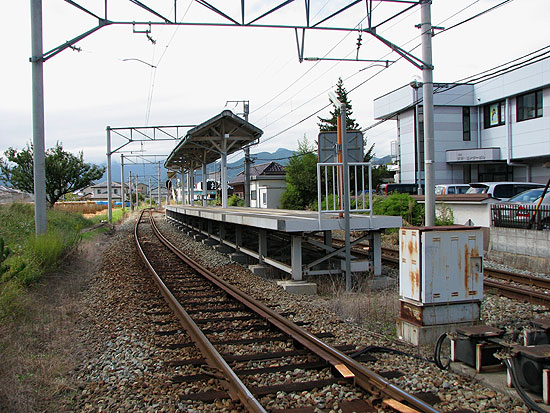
[230,161,286,208]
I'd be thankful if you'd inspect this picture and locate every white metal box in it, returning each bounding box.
[399,226,484,305]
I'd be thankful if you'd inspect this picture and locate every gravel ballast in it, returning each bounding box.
[65,213,540,412]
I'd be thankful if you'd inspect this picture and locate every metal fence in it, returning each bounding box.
[491,203,550,230]
[317,162,373,221]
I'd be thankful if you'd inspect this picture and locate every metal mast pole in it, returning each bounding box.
[120,154,125,210]
[202,161,207,207]
[106,127,113,223]
[135,174,138,208]
[340,102,351,292]
[221,133,228,208]
[129,171,133,211]
[149,177,152,206]
[157,162,161,207]
[30,0,47,235]
[243,102,251,207]
[340,103,352,292]
[421,0,435,226]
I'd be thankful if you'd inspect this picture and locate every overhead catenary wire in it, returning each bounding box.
[253,0,520,150]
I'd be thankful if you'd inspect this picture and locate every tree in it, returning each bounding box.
[318,77,360,131]
[0,142,105,207]
[280,137,318,210]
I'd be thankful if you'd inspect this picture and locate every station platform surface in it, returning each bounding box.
[165,205,402,232]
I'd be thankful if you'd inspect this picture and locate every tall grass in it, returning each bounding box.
[0,203,93,319]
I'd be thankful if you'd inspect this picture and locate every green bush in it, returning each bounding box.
[372,193,424,226]
[436,203,455,226]
[228,194,244,207]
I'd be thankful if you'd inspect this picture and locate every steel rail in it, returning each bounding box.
[134,210,267,413]
[484,268,550,290]
[150,213,441,413]
[484,279,550,307]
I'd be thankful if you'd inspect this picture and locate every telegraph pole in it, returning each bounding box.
[30,0,47,235]
[120,154,125,210]
[421,0,435,226]
[243,101,251,207]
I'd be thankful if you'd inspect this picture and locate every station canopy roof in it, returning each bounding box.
[164,110,263,171]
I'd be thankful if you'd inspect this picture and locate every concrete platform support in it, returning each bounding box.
[323,231,332,248]
[235,226,242,250]
[277,280,317,295]
[250,264,269,278]
[291,235,302,281]
[258,229,267,263]
[215,223,233,253]
[372,231,382,276]
[230,252,247,264]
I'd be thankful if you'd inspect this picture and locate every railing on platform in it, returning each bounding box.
[317,162,373,222]
[491,203,550,230]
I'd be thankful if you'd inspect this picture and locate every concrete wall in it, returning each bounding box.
[489,227,550,258]
[488,227,550,272]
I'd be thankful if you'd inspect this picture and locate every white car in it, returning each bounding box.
[434,184,470,195]
[466,182,545,201]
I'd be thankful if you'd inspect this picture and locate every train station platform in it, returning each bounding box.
[165,205,402,292]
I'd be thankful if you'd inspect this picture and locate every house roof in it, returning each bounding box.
[229,161,285,185]
[89,181,124,188]
[164,110,263,171]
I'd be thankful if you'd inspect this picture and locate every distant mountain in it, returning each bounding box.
[97,148,392,185]
[226,148,294,182]
[372,155,393,165]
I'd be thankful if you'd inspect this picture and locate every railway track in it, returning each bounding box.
[134,210,441,413]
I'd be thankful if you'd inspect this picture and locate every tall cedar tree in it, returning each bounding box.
[0,142,105,207]
[317,77,374,162]
[318,77,360,131]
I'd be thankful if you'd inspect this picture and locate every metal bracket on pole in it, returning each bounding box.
[295,28,305,62]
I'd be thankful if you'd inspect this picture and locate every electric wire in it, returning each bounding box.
[255,0,519,149]
[145,0,194,126]
[434,0,515,37]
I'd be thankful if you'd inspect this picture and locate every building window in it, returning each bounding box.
[462,107,471,141]
[250,190,257,201]
[483,100,505,128]
[517,89,543,122]
[262,192,267,205]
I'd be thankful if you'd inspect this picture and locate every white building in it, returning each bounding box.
[373,58,550,185]
[229,162,286,209]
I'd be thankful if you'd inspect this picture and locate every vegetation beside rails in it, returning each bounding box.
[0,203,108,319]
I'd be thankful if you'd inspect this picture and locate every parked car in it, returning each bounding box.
[466,182,545,201]
[434,184,470,195]
[491,188,550,229]
[376,183,422,195]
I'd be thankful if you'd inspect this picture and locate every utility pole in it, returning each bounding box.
[120,154,125,210]
[129,171,133,211]
[421,0,435,226]
[227,100,252,206]
[30,0,47,235]
[157,162,161,207]
[340,103,352,292]
[243,101,251,207]
[106,127,113,224]
[135,174,139,209]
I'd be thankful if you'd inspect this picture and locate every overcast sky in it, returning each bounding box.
[2,0,549,171]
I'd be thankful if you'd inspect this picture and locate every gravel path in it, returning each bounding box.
[69,213,536,412]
